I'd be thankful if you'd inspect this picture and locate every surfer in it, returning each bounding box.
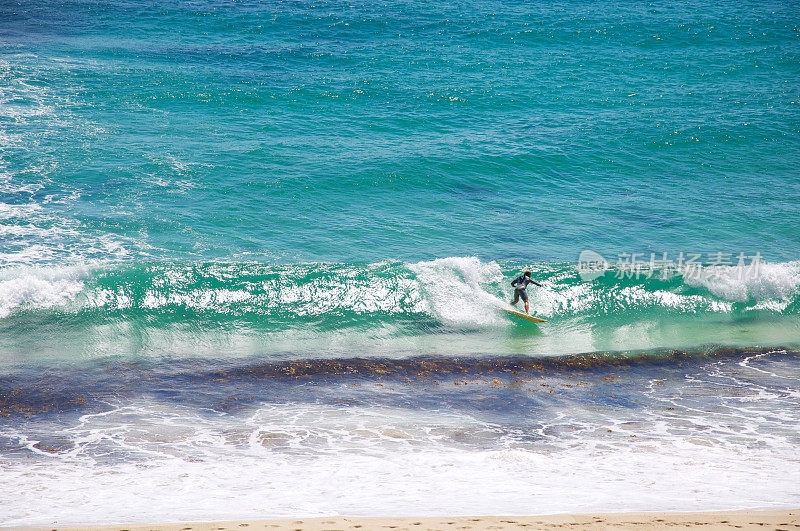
[510,270,541,315]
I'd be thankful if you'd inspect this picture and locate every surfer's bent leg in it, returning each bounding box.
[512,288,528,306]
[518,289,529,314]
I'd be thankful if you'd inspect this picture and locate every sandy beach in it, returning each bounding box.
[16,510,800,531]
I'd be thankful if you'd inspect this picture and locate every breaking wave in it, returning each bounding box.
[1,257,798,323]
[0,257,798,367]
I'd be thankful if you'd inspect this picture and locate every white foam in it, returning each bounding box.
[410,256,506,325]
[0,202,43,220]
[1,392,798,527]
[0,198,135,266]
[0,265,87,318]
[533,279,735,320]
[685,261,800,303]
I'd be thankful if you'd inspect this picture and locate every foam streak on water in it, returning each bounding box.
[1,351,799,526]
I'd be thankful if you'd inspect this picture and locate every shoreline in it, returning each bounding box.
[11,509,800,531]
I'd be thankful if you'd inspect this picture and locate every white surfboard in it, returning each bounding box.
[503,307,547,323]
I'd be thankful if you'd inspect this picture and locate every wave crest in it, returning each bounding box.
[0,257,798,324]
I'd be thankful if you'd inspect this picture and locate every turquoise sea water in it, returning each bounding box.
[2,0,800,265]
[1,0,799,525]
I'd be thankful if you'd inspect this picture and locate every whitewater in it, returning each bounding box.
[1,257,799,365]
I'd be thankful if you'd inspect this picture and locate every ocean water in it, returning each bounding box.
[2,0,800,526]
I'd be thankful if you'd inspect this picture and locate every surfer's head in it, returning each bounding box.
[524,270,531,277]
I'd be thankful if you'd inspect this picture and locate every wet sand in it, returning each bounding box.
[16,509,800,531]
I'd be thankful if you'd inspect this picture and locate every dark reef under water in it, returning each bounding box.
[1,346,796,421]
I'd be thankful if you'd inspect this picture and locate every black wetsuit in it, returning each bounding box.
[511,275,536,303]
